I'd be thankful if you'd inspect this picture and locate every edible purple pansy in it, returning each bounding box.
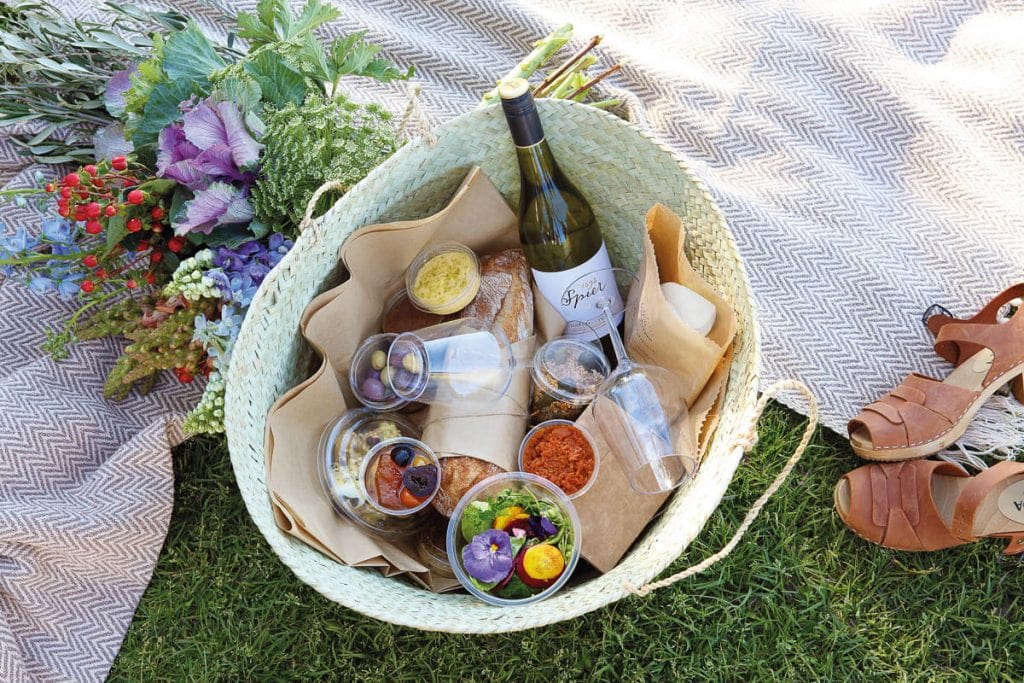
[462,529,514,584]
[528,516,558,539]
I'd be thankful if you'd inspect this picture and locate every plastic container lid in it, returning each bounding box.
[405,242,481,315]
[518,419,600,499]
[349,333,410,411]
[318,409,424,538]
[446,472,581,606]
[360,437,440,516]
[531,338,611,405]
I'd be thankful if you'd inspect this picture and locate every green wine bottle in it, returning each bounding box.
[499,78,623,342]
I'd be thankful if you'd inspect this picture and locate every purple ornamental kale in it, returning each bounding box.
[157,98,262,192]
[104,67,136,118]
[175,183,256,236]
[157,97,264,236]
[462,529,514,584]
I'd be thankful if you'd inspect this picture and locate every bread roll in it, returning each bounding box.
[431,248,534,516]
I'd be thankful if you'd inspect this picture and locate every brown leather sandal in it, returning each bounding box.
[834,460,1024,554]
[848,284,1024,462]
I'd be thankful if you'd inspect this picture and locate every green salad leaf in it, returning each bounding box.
[494,576,533,600]
[460,501,494,543]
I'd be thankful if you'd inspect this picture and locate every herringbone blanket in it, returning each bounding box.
[2,1,1022,680]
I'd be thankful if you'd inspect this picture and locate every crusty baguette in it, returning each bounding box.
[431,458,505,517]
[461,249,533,343]
[431,248,534,516]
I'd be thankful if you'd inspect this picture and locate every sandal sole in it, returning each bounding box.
[851,366,1024,462]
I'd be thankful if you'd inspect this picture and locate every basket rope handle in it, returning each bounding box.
[626,379,818,597]
[297,180,349,240]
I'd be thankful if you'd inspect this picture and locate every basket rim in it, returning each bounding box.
[225,98,762,631]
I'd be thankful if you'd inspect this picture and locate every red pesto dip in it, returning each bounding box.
[521,423,595,495]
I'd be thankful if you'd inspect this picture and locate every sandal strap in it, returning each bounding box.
[840,461,968,551]
[851,374,977,449]
[952,460,1024,541]
[934,305,1024,386]
[928,283,1024,365]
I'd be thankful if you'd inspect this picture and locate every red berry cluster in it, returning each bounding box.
[44,157,187,295]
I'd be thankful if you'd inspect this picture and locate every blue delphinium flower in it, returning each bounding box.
[40,218,74,245]
[28,276,55,294]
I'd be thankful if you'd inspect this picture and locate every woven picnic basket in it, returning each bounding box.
[224,98,809,633]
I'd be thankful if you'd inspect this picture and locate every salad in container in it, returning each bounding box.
[446,472,581,605]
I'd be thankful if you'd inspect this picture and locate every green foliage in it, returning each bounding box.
[235,0,340,48]
[252,93,398,234]
[242,51,307,108]
[161,22,225,83]
[0,0,185,163]
[214,0,411,103]
[291,29,414,89]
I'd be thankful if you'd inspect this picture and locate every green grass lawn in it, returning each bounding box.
[108,404,1024,682]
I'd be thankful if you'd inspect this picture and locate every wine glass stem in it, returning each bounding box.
[603,306,630,366]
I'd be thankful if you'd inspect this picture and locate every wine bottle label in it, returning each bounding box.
[531,244,624,340]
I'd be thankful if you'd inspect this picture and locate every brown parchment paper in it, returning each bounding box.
[265,168,520,592]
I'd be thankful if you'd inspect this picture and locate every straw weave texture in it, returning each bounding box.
[224,99,760,632]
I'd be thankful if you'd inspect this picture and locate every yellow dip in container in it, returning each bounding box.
[405,242,481,315]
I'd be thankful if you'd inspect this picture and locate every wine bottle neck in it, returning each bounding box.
[514,141,560,187]
[501,88,545,147]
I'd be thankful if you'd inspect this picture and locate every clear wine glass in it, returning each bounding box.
[585,268,695,494]
[386,318,515,406]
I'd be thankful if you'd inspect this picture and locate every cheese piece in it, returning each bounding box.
[661,282,716,336]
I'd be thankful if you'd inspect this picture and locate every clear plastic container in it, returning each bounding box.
[405,242,481,315]
[518,419,600,499]
[360,437,440,516]
[318,409,424,538]
[416,510,456,578]
[349,333,410,411]
[446,472,581,606]
[529,338,610,424]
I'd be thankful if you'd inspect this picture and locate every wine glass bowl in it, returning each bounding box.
[582,267,696,494]
[386,318,514,405]
[590,363,695,494]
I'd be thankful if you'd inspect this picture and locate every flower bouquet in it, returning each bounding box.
[0,0,410,433]
[0,0,619,435]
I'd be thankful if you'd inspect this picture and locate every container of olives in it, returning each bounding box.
[349,333,410,411]
[318,409,426,538]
